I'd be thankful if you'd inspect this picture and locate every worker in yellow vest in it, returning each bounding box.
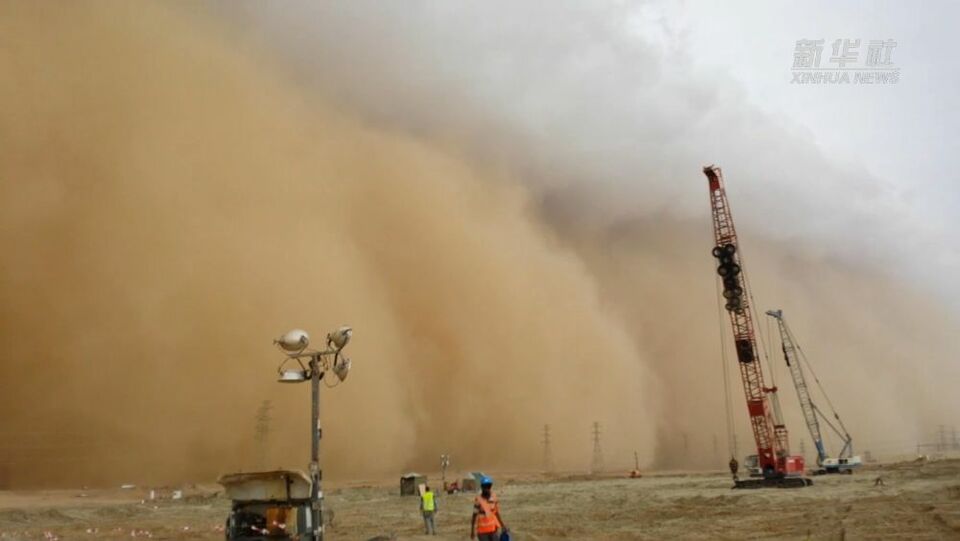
[420,484,438,535]
[470,476,509,541]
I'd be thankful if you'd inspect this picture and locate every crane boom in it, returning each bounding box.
[703,165,807,484]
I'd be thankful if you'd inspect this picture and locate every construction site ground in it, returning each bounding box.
[1,459,959,540]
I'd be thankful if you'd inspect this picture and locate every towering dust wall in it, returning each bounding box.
[0,2,956,487]
[0,2,659,486]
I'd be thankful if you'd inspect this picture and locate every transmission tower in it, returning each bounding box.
[254,400,272,469]
[591,422,604,474]
[541,424,554,473]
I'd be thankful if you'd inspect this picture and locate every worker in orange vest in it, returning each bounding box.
[470,476,509,541]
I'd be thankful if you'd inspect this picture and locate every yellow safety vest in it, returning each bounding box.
[422,491,436,512]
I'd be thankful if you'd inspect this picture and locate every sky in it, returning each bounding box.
[670,0,960,293]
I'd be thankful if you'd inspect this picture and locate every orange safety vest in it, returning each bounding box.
[474,493,501,534]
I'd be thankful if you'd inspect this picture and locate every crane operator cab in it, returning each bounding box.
[821,455,863,474]
[744,455,763,478]
[219,470,315,540]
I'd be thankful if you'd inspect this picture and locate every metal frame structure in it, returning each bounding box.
[766,309,859,473]
[703,166,807,485]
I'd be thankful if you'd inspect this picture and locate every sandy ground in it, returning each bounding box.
[1,459,959,540]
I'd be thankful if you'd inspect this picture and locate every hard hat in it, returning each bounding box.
[480,476,493,486]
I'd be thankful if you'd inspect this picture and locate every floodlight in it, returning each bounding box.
[277,329,310,352]
[332,355,351,382]
[326,326,352,351]
[279,369,309,383]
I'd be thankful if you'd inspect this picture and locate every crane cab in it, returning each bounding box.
[820,455,862,474]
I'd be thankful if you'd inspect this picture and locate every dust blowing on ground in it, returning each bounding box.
[0,0,957,491]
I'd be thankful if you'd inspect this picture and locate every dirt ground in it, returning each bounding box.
[2,459,959,540]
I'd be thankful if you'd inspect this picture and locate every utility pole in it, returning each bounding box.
[254,400,272,469]
[634,450,640,471]
[591,422,604,474]
[541,425,554,473]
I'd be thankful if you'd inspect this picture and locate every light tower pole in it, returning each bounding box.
[275,327,354,541]
[441,454,450,489]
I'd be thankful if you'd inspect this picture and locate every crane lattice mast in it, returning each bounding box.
[767,310,827,464]
[703,165,793,478]
[766,309,858,473]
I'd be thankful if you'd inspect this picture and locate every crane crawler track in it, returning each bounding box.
[734,477,814,489]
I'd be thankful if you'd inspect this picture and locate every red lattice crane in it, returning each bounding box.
[703,165,810,488]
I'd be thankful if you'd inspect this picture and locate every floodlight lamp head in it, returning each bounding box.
[276,329,310,352]
[327,326,352,351]
[332,355,351,382]
[278,369,309,383]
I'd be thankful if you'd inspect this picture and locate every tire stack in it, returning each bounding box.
[713,243,743,311]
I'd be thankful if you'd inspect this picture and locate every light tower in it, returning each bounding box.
[274,326,353,541]
[441,454,450,489]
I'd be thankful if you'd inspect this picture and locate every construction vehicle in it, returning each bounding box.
[703,165,811,488]
[766,309,862,475]
[219,470,314,540]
